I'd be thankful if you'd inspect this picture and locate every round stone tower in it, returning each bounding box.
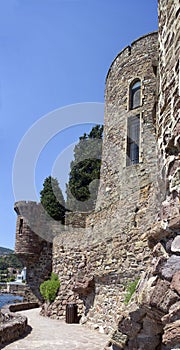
[87,32,159,241]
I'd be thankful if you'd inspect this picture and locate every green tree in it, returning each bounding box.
[66,125,103,212]
[40,176,66,223]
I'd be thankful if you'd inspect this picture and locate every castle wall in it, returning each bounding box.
[49,33,160,332]
[52,228,150,333]
[90,33,159,236]
[13,2,179,344]
[158,0,180,224]
[14,201,55,302]
[108,1,180,348]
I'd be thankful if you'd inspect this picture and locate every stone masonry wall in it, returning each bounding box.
[106,1,180,349]
[13,2,179,345]
[158,0,180,223]
[47,33,160,333]
[14,201,54,302]
[50,227,150,333]
[86,32,159,242]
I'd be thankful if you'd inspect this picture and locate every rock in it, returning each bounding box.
[161,255,180,281]
[137,275,158,304]
[171,235,180,253]
[168,216,180,230]
[149,279,178,313]
[152,256,167,276]
[80,315,87,324]
[162,320,180,347]
[110,330,128,348]
[161,301,180,324]
[160,289,179,314]
[92,324,99,330]
[118,317,141,337]
[148,221,169,248]
[136,333,161,350]
[99,326,105,333]
[165,238,174,254]
[170,271,180,294]
[128,304,146,323]
[142,316,163,335]
[153,242,169,258]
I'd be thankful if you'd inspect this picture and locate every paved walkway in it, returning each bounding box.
[3,308,109,350]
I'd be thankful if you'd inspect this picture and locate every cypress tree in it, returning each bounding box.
[40,176,65,223]
[66,125,103,212]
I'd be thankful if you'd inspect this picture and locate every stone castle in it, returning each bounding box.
[14,0,179,348]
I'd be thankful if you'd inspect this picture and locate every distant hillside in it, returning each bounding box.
[0,247,23,280]
[0,247,14,256]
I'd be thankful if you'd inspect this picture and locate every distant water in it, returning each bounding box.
[0,293,23,309]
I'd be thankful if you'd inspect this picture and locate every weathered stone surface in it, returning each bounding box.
[162,320,180,347]
[110,330,128,348]
[153,242,169,258]
[170,271,180,294]
[136,333,161,350]
[128,305,146,323]
[171,236,180,253]
[118,317,141,337]
[152,256,167,276]
[162,301,180,324]
[161,256,180,281]
[0,304,28,346]
[142,316,163,335]
[150,280,178,313]
[73,276,95,296]
[148,222,169,248]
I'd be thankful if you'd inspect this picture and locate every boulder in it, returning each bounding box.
[161,255,180,281]
[171,235,180,253]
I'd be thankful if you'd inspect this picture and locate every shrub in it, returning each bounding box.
[40,273,60,303]
[124,278,139,305]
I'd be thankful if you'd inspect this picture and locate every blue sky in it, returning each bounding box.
[0,0,158,249]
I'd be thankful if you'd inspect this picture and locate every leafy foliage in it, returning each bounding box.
[124,278,139,305]
[0,247,13,256]
[0,254,23,271]
[66,125,103,212]
[0,253,23,282]
[40,176,66,222]
[40,272,60,303]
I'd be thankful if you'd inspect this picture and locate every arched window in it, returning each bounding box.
[129,80,141,109]
[126,115,140,166]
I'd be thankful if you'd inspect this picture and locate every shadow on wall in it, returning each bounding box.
[73,276,95,316]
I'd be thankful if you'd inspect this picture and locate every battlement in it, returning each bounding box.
[106,31,158,82]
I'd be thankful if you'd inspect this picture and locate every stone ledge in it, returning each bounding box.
[0,302,39,346]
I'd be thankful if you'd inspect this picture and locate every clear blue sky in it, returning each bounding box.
[0,0,158,249]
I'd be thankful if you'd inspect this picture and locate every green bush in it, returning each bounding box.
[40,273,60,303]
[124,278,139,305]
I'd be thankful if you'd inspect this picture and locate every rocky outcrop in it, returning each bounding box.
[107,232,180,350]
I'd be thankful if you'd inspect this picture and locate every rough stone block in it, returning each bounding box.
[170,271,180,294]
[171,236,180,253]
[162,255,180,281]
[118,317,141,337]
[162,320,180,347]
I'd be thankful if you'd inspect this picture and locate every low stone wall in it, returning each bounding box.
[0,302,38,346]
